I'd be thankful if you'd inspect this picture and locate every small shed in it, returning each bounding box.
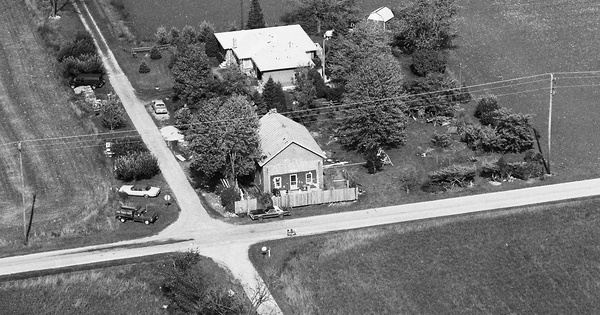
[368,7,394,30]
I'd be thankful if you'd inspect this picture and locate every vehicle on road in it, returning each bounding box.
[70,73,105,89]
[118,185,161,198]
[249,206,291,221]
[115,205,159,225]
[152,99,168,114]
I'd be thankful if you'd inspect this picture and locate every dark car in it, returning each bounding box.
[70,73,105,89]
[115,205,159,225]
[249,206,291,221]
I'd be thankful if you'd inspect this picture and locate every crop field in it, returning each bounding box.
[252,198,600,314]
[117,0,391,38]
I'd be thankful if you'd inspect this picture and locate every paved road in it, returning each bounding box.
[2,2,600,315]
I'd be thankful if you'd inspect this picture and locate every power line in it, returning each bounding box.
[1,71,599,148]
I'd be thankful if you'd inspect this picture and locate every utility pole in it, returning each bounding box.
[547,73,556,174]
[18,142,26,242]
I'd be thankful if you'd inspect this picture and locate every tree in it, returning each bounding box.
[219,65,251,96]
[280,0,360,35]
[337,55,408,153]
[197,20,215,43]
[204,31,220,59]
[390,0,458,53]
[251,91,267,115]
[411,49,446,76]
[262,77,287,112]
[101,96,127,130]
[171,44,217,103]
[169,27,181,46]
[474,95,500,126]
[181,25,198,45]
[186,95,261,183]
[247,0,266,29]
[326,21,391,85]
[155,25,169,44]
[291,67,318,123]
[494,107,535,154]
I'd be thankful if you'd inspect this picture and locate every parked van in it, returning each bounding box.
[70,73,105,89]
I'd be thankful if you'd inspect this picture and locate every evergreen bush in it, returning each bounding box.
[220,186,241,213]
[474,96,500,125]
[150,46,162,60]
[139,60,150,73]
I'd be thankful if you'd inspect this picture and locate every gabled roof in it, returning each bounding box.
[368,7,394,22]
[214,25,316,72]
[258,111,326,167]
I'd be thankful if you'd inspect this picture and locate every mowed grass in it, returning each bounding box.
[449,0,600,180]
[0,253,245,315]
[251,198,600,314]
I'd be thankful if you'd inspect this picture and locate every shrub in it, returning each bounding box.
[150,46,162,59]
[114,151,160,181]
[462,124,503,152]
[428,164,476,189]
[174,107,193,130]
[57,32,96,62]
[112,137,147,157]
[181,25,198,45]
[61,53,104,77]
[220,186,241,213]
[431,132,452,148]
[365,149,384,174]
[494,108,535,154]
[411,50,446,77]
[403,74,465,119]
[474,96,500,125]
[204,32,220,59]
[101,98,127,130]
[399,166,420,193]
[139,60,150,73]
[480,156,544,181]
[169,27,180,45]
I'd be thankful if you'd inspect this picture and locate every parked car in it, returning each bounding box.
[249,205,291,221]
[70,73,105,89]
[118,184,161,198]
[115,205,159,225]
[152,99,168,114]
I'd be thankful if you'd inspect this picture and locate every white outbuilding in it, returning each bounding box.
[367,7,394,30]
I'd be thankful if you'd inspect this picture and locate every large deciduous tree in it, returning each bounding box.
[326,21,390,85]
[171,44,217,104]
[247,0,266,29]
[280,0,360,35]
[390,0,458,53]
[185,95,261,183]
[337,54,408,154]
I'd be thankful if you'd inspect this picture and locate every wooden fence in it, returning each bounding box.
[234,187,358,214]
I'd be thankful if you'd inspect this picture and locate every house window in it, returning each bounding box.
[273,177,282,189]
[306,172,313,184]
[290,174,298,189]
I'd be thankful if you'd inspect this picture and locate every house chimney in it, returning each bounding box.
[233,37,237,49]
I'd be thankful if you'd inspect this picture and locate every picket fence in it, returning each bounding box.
[234,187,359,214]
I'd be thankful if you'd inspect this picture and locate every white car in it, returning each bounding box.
[118,185,161,198]
[152,99,168,114]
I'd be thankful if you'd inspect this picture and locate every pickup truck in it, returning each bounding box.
[115,205,159,225]
[249,206,291,221]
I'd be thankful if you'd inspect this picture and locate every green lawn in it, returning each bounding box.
[251,198,600,314]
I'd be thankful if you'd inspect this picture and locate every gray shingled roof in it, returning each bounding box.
[258,111,326,167]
